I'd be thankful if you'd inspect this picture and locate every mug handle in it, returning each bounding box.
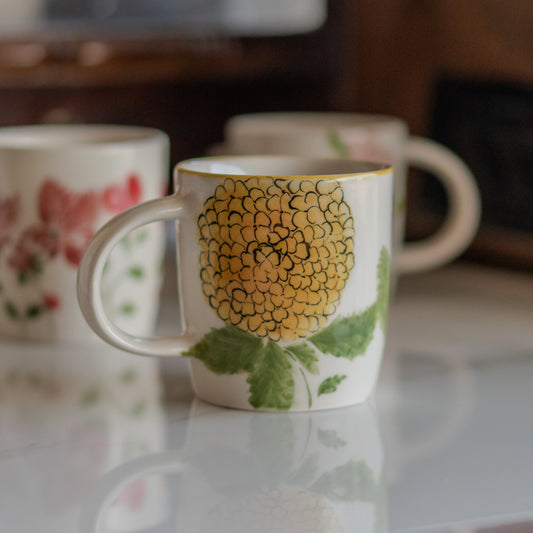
[397,137,481,275]
[77,194,198,357]
[79,451,183,533]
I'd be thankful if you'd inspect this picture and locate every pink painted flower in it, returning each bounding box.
[38,179,99,266]
[8,226,51,279]
[8,179,99,275]
[0,193,19,254]
[102,174,142,214]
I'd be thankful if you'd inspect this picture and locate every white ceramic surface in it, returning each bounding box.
[0,124,169,343]
[216,112,481,276]
[77,156,393,411]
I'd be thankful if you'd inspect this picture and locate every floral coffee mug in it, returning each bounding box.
[78,156,393,411]
[215,112,481,276]
[0,125,169,343]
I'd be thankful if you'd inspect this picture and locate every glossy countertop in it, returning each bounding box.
[1,262,532,533]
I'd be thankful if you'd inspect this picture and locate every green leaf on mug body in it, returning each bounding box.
[247,341,294,410]
[286,343,319,374]
[183,325,263,375]
[327,130,350,158]
[119,236,131,250]
[120,368,137,384]
[376,246,390,331]
[134,228,150,244]
[317,374,347,396]
[395,194,407,215]
[130,400,146,417]
[30,254,44,276]
[81,387,101,406]
[25,304,43,319]
[4,301,19,319]
[309,304,377,360]
[119,302,136,315]
[128,266,145,279]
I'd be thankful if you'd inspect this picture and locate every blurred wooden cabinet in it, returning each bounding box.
[349,0,533,270]
[349,0,533,132]
[0,1,531,268]
[0,2,350,169]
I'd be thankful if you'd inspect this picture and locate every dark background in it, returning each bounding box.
[0,0,531,271]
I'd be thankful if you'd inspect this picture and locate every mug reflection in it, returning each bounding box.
[0,341,166,533]
[80,398,387,533]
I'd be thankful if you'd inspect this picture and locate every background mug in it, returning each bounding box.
[0,124,168,343]
[214,112,481,276]
[77,156,393,411]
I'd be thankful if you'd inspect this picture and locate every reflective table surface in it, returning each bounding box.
[1,263,532,532]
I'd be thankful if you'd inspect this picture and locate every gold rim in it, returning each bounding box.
[176,155,392,180]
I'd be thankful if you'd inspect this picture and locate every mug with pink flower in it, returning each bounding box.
[0,125,169,343]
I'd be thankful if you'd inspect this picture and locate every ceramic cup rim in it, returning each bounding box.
[225,111,409,135]
[0,124,168,152]
[176,155,391,181]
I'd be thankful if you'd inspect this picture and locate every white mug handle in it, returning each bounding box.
[77,194,198,357]
[397,137,481,274]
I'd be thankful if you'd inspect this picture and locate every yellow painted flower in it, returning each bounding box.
[197,178,354,341]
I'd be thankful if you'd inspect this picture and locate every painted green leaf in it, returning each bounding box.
[317,428,347,448]
[183,325,263,375]
[26,372,43,388]
[395,194,407,214]
[128,266,145,279]
[310,460,376,502]
[4,301,19,319]
[318,374,347,396]
[119,302,136,315]
[119,236,131,250]
[377,246,390,331]
[81,387,100,406]
[25,304,43,319]
[120,368,137,384]
[247,341,294,410]
[135,229,150,244]
[30,254,44,275]
[309,304,377,359]
[286,343,319,374]
[130,400,146,417]
[327,130,349,158]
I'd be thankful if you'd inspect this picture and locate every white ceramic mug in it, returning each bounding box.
[215,112,481,276]
[78,156,393,411]
[80,399,386,533]
[0,124,169,343]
